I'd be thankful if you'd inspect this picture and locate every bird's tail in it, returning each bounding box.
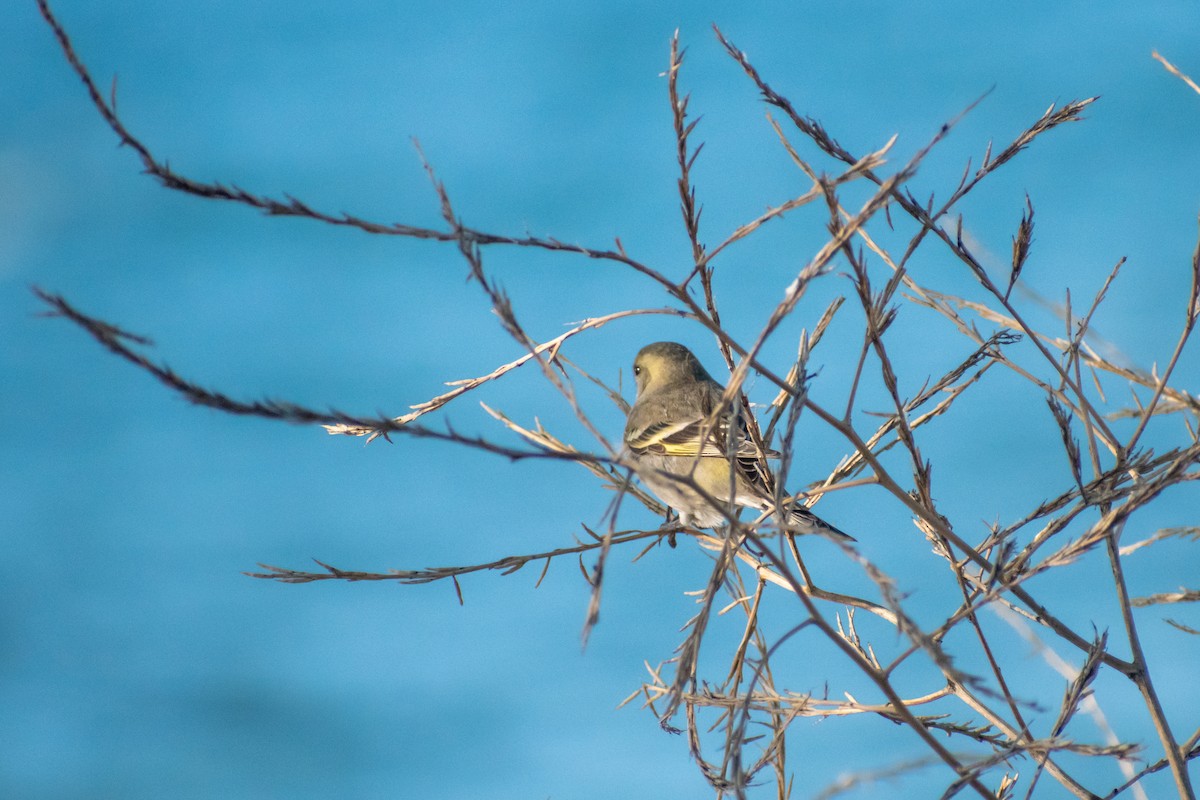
[782,504,856,542]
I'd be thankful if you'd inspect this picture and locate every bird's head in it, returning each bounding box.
[632,341,714,396]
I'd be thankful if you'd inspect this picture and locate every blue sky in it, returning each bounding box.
[5,1,1200,798]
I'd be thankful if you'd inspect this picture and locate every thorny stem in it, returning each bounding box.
[803,396,1138,677]
[714,26,1119,453]
[743,535,1000,800]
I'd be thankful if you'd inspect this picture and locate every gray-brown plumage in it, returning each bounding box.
[623,341,853,540]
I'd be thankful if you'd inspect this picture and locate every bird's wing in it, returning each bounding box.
[626,382,780,462]
[625,416,726,457]
[627,413,779,462]
[734,449,778,498]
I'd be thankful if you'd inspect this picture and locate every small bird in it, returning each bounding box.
[623,341,853,541]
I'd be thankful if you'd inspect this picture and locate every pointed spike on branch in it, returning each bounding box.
[851,134,896,173]
[535,557,552,588]
[1006,194,1035,301]
[957,156,973,192]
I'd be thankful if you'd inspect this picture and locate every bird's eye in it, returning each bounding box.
[633,365,642,376]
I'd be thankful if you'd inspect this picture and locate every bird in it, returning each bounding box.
[623,341,853,541]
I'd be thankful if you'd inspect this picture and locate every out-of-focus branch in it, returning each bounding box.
[33,287,612,466]
[245,526,671,584]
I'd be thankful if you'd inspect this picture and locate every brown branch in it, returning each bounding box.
[245,527,670,584]
[33,287,611,466]
[325,307,691,440]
